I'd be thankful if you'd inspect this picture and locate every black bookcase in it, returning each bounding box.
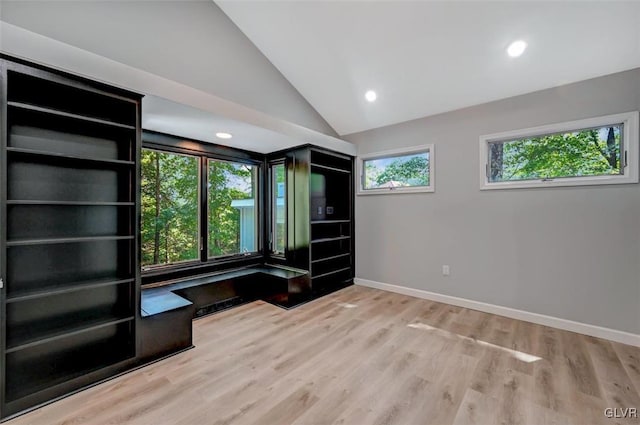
[308,149,354,294]
[0,58,141,419]
[269,146,354,303]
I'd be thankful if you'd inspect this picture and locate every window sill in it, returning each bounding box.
[480,174,638,190]
[141,253,264,286]
[357,186,434,195]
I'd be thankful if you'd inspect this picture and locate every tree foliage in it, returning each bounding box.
[208,161,254,257]
[141,150,256,267]
[141,150,199,267]
[492,127,620,181]
[365,154,429,188]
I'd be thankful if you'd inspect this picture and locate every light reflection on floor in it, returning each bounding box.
[337,302,358,309]
[407,322,542,363]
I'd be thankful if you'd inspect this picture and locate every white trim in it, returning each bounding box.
[479,111,639,190]
[355,277,640,347]
[357,144,435,195]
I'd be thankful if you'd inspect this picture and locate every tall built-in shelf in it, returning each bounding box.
[308,149,354,294]
[268,146,354,304]
[0,58,141,419]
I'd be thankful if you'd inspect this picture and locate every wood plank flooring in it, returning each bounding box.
[7,285,640,425]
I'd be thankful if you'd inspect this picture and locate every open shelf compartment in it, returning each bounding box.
[7,70,137,127]
[4,320,135,403]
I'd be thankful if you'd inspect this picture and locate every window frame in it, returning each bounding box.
[357,144,435,195]
[140,131,264,279]
[140,148,202,270]
[479,111,639,190]
[268,160,287,257]
[206,158,260,260]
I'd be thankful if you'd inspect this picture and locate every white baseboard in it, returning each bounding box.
[354,277,640,347]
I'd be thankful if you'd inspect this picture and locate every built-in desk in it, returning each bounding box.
[139,265,309,362]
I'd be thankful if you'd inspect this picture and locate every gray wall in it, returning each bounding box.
[346,68,640,334]
[0,0,336,136]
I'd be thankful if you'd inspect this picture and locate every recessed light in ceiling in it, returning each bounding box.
[507,40,527,58]
[216,132,233,139]
[365,90,377,102]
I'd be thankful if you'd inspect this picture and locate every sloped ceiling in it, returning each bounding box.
[217,1,640,136]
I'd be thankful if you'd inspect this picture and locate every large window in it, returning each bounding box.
[358,145,434,195]
[270,163,286,255]
[141,144,261,271]
[480,112,639,190]
[141,149,199,267]
[208,160,258,257]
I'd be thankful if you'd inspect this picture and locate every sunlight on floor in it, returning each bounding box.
[337,302,358,309]
[407,322,542,363]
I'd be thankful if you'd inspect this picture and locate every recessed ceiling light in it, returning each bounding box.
[507,40,527,58]
[365,90,377,102]
[216,132,233,139]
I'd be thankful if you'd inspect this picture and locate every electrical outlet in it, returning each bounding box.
[442,265,450,276]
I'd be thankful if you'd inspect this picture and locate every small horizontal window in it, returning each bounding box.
[358,145,434,195]
[480,112,639,190]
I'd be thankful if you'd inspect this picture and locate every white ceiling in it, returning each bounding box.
[217,1,640,136]
[0,22,356,155]
[143,95,305,154]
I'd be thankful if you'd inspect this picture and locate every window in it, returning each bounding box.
[480,112,639,190]
[208,160,258,257]
[358,144,434,195]
[141,142,262,272]
[141,149,199,267]
[270,163,286,255]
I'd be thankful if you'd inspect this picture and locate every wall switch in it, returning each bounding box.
[442,265,450,276]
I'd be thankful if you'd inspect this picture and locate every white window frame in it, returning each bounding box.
[357,144,435,195]
[479,111,639,190]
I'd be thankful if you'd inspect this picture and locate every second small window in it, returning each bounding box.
[358,145,434,195]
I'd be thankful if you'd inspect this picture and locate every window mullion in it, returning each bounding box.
[200,156,209,262]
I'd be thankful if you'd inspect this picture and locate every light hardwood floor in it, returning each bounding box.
[7,285,640,425]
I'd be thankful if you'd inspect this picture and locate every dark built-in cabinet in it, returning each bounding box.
[0,58,141,419]
[269,147,354,305]
[0,56,354,421]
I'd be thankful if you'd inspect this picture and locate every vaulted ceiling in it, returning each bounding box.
[217,1,640,136]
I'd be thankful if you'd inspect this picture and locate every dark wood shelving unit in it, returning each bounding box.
[267,146,354,304]
[310,235,351,244]
[6,277,136,303]
[308,149,354,294]
[6,235,135,247]
[6,200,135,206]
[7,101,137,130]
[7,147,136,167]
[0,57,141,419]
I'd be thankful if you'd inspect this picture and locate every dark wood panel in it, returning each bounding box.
[311,238,350,260]
[6,282,134,350]
[10,125,122,160]
[7,71,137,126]
[287,149,311,271]
[6,240,133,296]
[7,205,131,240]
[9,108,135,161]
[5,321,134,403]
[311,255,351,277]
[311,222,350,240]
[310,165,351,221]
[7,161,130,202]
